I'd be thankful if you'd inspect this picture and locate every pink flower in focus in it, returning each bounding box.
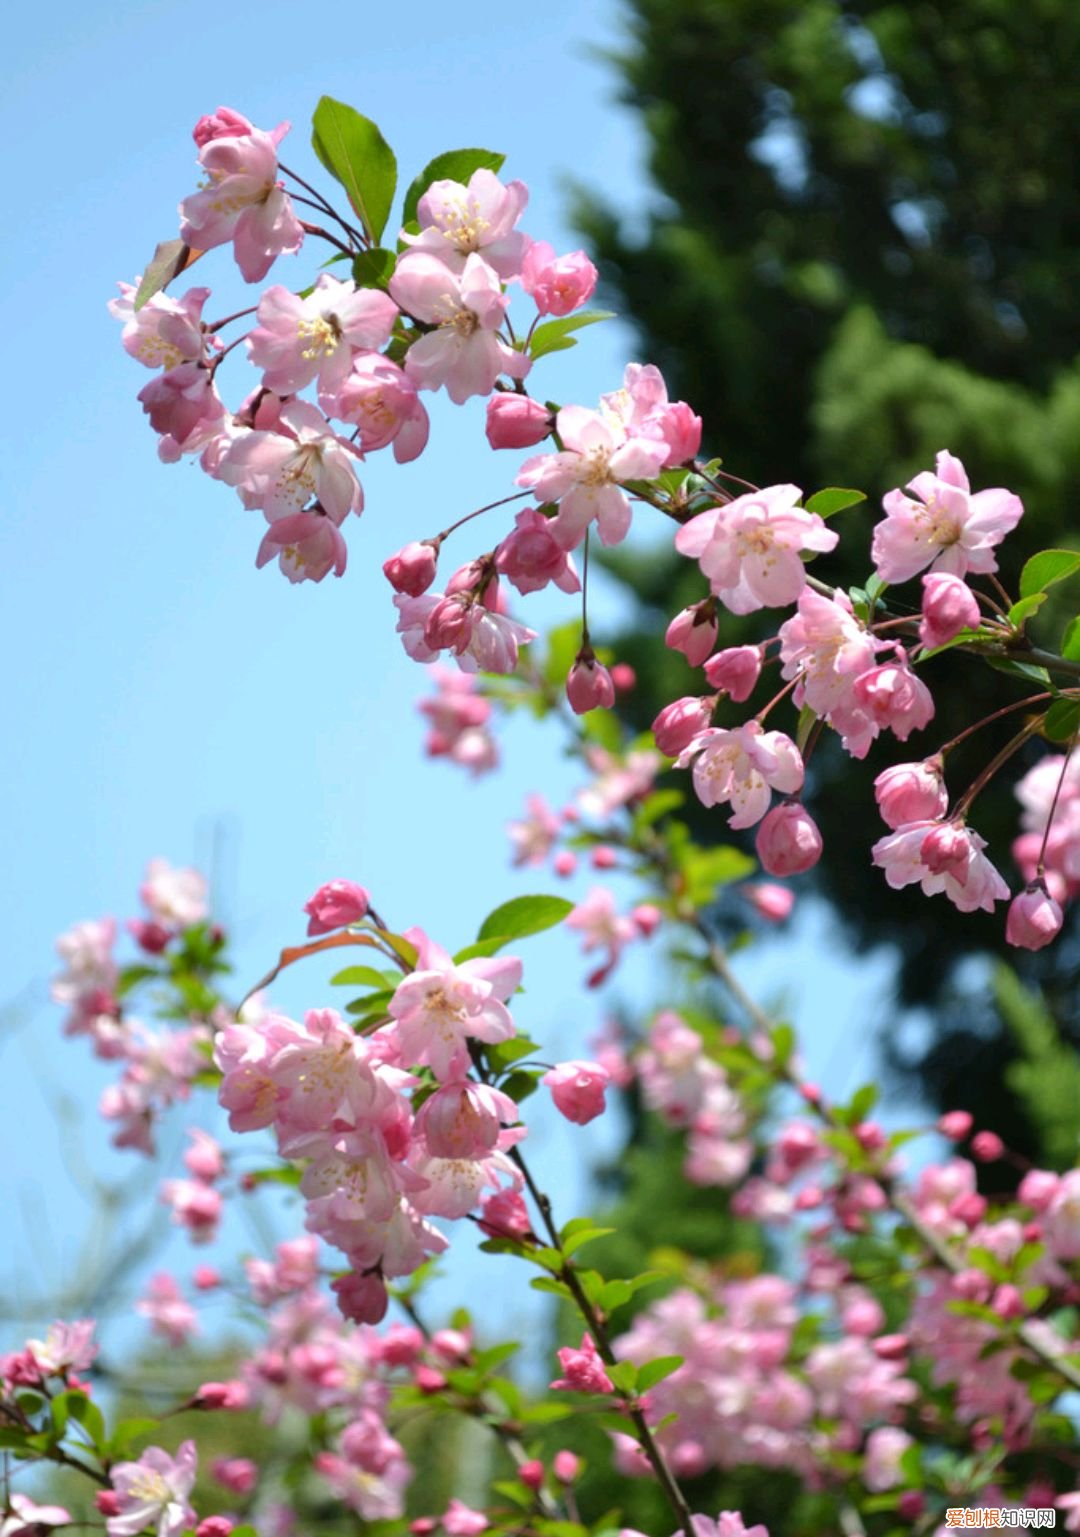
[543,1061,610,1125]
[872,820,1010,913]
[517,405,668,550]
[218,400,362,523]
[385,540,439,596]
[874,760,948,830]
[551,1333,614,1394]
[180,114,302,283]
[849,651,935,749]
[330,353,430,464]
[1006,884,1064,951]
[390,253,526,404]
[872,450,1024,584]
[653,696,715,756]
[395,591,536,675]
[496,507,580,595]
[675,723,803,828]
[703,646,763,702]
[521,242,598,316]
[304,879,371,935]
[138,363,226,462]
[920,572,981,649]
[387,930,521,1080]
[256,512,348,584]
[755,803,823,877]
[566,656,616,714]
[110,283,211,370]
[675,486,837,614]
[600,363,702,468]
[486,394,553,450]
[106,1440,197,1537]
[247,276,398,395]
[666,603,719,667]
[415,1078,520,1159]
[403,169,530,279]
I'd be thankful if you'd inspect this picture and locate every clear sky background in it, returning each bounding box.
[0,0,919,1359]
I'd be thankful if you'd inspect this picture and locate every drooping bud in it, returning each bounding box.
[1005,882,1064,951]
[383,540,438,596]
[755,803,823,876]
[703,645,762,702]
[566,655,615,714]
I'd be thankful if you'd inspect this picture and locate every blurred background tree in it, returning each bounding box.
[572,0,1080,1161]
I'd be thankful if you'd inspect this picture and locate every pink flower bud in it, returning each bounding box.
[920,572,981,649]
[551,1333,613,1394]
[196,1520,234,1537]
[665,603,718,667]
[518,1460,544,1490]
[415,1364,447,1394]
[331,1270,388,1324]
[192,1265,221,1291]
[127,918,172,954]
[992,1283,1024,1319]
[652,695,713,755]
[566,657,615,714]
[610,663,636,692]
[873,1333,909,1360]
[1006,883,1064,951]
[898,1493,926,1521]
[96,1492,122,1517]
[543,1060,610,1125]
[971,1130,1005,1162]
[304,879,370,936]
[655,401,702,467]
[383,540,438,596]
[937,1110,973,1140]
[950,1191,987,1226]
[485,394,553,449]
[553,850,578,878]
[521,242,598,317]
[212,1458,258,1495]
[431,1328,472,1361]
[632,903,662,937]
[478,1188,532,1241]
[744,882,795,922]
[552,1451,581,1483]
[755,803,823,877]
[193,106,253,147]
[920,823,970,882]
[1018,1169,1060,1211]
[194,1380,250,1411]
[591,846,618,871]
[873,759,948,830]
[703,645,762,702]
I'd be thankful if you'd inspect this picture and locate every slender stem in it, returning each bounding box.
[208,305,258,334]
[754,675,798,724]
[438,490,531,543]
[298,219,354,259]
[1036,726,1080,879]
[936,692,1055,758]
[580,533,591,648]
[280,162,365,246]
[951,718,1044,820]
[507,1147,696,1534]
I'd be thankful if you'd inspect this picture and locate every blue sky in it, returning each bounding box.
[0,0,916,1356]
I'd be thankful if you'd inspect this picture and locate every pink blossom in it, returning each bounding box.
[874,760,948,830]
[180,113,303,282]
[196,1379,250,1412]
[110,282,211,370]
[211,1458,257,1495]
[160,1177,223,1242]
[849,651,935,749]
[140,859,208,928]
[415,1078,519,1158]
[385,540,439,596]
[256,511,348,583]
[1006,883,1064,951]
[521,241,598,316]
[139,363,226,462]
[675,485,838,614]
[872,450,1024,583]
[744,883,795,922]
[517,404,668,550]
[675,722,803,828]
[543,1060,610,1125]
[418,667,497,774]
[666,603,719,667]
[755,803,823,877]
[938,1110,974,1141]
[107,1440,197,1537]
[551,1333,614,1393]
[136,1273,198,1347]
[387,930,521,1080]
[247,275,397,394]
[218,400,362,523]
[478,1187,532,1241]
[395,592,535,675]
[567,656,615,714]
[872,820,1010,912]
[971,1130,1005,1162]
[314,1449,409,1521]
[496,507,580,595]
[920,571,981,648]
[863,1426,913,1492]
[0,1495,71,1536]
[778,588,883,755]
[26,1319,98,1376]
[403,169,530,279]
[332,1271,390,1324]
[390,253,526,404]
[653,696,714,756]
[703,646,763,702]
[442,1501,489,1536]
[688,1516,770,1537]
[195,1521,233,1537]
[486,393,553,450]
[600,364,702,468]
[329,353,430,463]
[193,106,255,147]
[304,879,371,935]
[566,888,639,986]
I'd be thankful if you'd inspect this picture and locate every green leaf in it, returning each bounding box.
[500,1068,541,1104]
[1061,616,1080,662]
[1044,698,1080,742]
[133,239,201,310]
[344,988,394,1016]
[311,96,397,242]
[352,248,397,289]
[528,311,616,361]
[330,965,397,988]
[985,654,1053,687]
[107,1417,160,1459]
[1007,592,1049,627]
[453,937,514,963]
[1019,548,1080,601]
[530,1277,573,1300]
[636,1354,684,1391]
[402,148,507,228]
[597,1279,632,1310]
[486,1035,540,1070]
[805,487,866,518]
[606,1360,638,1395]
[795,704,817,753]
[477,894,574,943]
[679,844,755,905]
